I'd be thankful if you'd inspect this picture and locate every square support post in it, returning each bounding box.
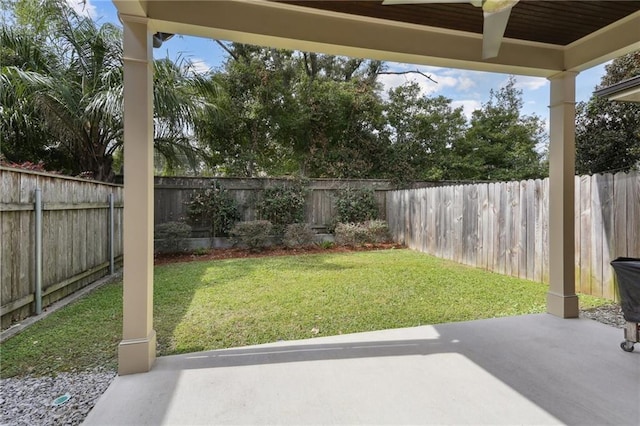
[546,71,579,318]
[118,15,156,375]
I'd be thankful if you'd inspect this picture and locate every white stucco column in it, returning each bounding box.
[547,71,579,318]
[118,15,156,374]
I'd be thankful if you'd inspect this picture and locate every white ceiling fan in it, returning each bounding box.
[382,0,520,59]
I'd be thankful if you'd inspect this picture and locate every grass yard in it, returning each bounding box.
[0,249,608,378]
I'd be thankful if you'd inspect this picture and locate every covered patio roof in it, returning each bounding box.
[114,0,640,75]
[111,0,640,375]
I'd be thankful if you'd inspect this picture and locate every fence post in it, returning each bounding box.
[109,193,115,275]
[34,188,43,315]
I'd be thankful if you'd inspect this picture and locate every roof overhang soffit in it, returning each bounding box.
[115,0,640,78]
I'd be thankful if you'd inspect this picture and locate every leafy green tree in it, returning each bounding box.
[384,82,467,183]
[195,44,299,177]
[293,53,388,178]
[450,76,547,181]
[196,44,389,178]
[0,23,71,170]
[576,51,640,175]
[1,0,127,179]
[295,76,389,178]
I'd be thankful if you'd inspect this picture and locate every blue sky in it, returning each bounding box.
[82,0,606,123]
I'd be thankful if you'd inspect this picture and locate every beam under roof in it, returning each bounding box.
[114,0,640,77]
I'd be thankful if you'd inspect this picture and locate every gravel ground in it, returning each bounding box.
[0,368,115,426]
[0,304,628,426]
[579,303,626,328]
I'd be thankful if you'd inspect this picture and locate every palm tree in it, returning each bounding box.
[0,0,220,181]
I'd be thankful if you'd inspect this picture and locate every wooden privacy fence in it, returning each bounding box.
[386,172,640,300]
[154,177,407,235]
[1,167,123,330]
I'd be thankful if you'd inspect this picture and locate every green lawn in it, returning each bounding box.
[0,249,608,378]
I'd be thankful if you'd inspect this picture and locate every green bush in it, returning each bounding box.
[283,223,316,248]
[186,181,240,237]
[332,187,379,231]
[256,180,307,228]
[365,220,391,243]
[230,220,273,251]
[155,221,192,253]
[334,220,391,246]
[334,222,369,246]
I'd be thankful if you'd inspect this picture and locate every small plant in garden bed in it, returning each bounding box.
[334,220,391,246]
[230,220,273,251]
[364,220,391,243]
[191,247,210,256]
[317,241,334,250]
[283,223,316,248]
[186,181,240,237]
[155,221,192,253]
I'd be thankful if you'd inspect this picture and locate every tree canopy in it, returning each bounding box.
[576,51,640,175]
[1,0,218,181]
[450,77,547,181]
[1,0,552,183]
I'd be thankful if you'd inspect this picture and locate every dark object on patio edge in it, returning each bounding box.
[610,257,640,352]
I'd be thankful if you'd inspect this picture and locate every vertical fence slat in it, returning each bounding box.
[478,183,489,269]
[465,185,479,267]
[533,179,543,283]
[504,182,514,277]
[579,175,592,295]
[628,173,640,257]
[452,185,463,263]
[613,172,628,261]
[590,174,604,298]
[541,178,550,284]
[489,183,498,272]
[427,188,435,255]
[598,173,615,300]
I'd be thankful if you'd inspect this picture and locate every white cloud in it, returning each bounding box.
[378,63,473,99]
[451,100,482,120]
[189,59,212,75]
[512,76,548,91]
[378,72,440,98]
[66,0,97,19]
[457,76,476,91]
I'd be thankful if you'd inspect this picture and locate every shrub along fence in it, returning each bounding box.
[0,167,123,330]
[154,177,413,236]
[386,172,640,300]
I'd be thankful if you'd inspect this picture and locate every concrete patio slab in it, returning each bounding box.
[84,314,639,425]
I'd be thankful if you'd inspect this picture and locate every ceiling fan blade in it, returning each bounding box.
[481,6,513,59]
[382,0,472,5]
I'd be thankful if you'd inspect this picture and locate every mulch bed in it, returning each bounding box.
[154,242,404,266]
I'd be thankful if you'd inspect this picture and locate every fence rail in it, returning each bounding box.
[0,167,123,329]
[386,172,640,299]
